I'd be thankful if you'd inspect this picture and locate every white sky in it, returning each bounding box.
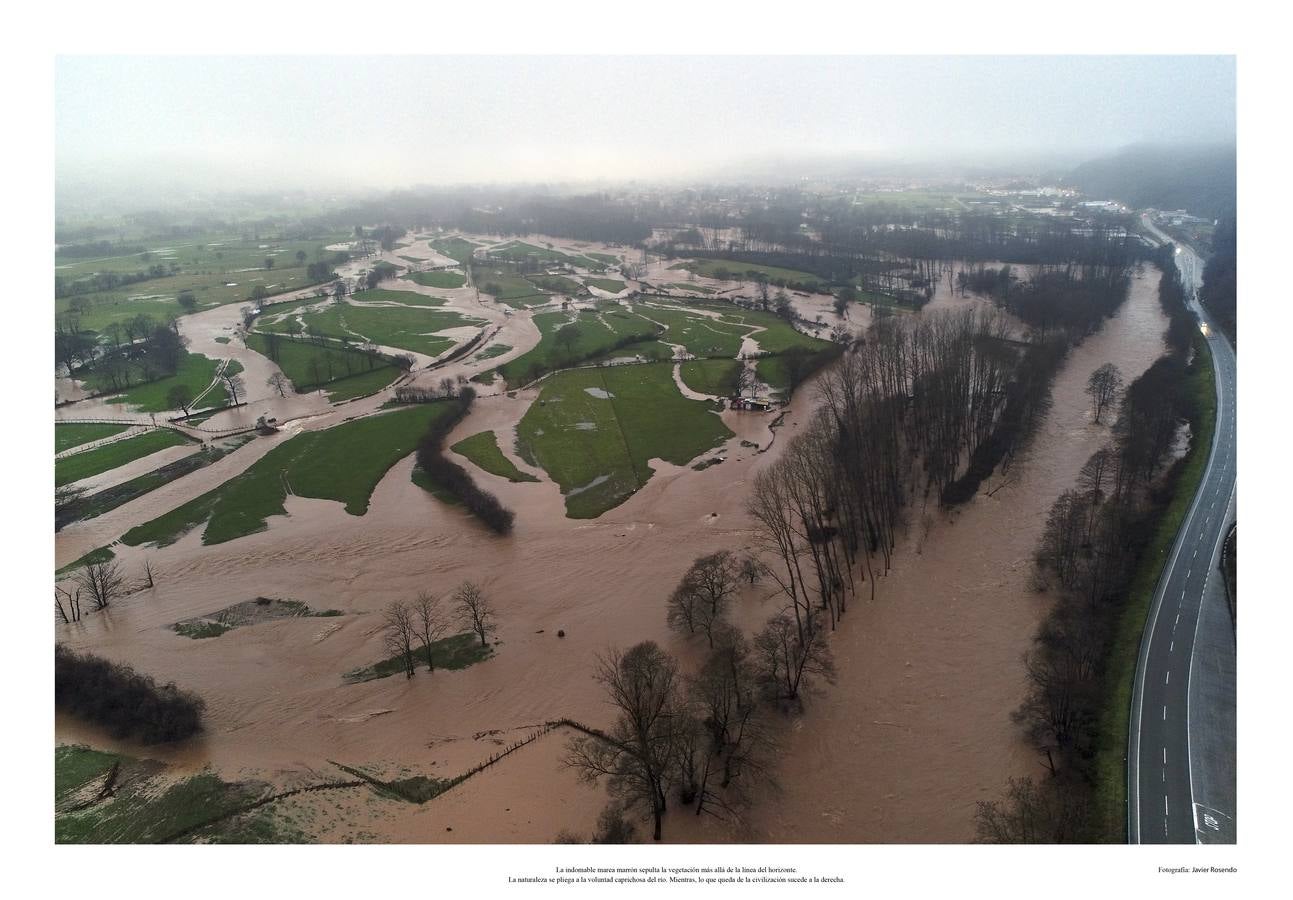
[55,55,1235,190]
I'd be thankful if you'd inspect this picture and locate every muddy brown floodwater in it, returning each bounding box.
[53,256,1167,844]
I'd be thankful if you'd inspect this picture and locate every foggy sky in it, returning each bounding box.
[56,56,1235,191]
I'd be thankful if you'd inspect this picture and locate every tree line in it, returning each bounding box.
[977,261,1207,842]
[1199,216,1236,345]
[57,314,187,388]
[413,388,516,534]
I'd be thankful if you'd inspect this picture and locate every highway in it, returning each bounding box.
[1128,214,1237,844]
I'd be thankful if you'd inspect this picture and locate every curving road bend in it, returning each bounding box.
[1128,215,1237,844]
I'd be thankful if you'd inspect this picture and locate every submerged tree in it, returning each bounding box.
[413,591,449,672]
[74,559,126,611]
[564,642,683,841]
[382,600,417,679]
[1086,363,1123,424]
[454,581,497,648]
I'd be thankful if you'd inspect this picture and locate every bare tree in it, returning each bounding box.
[1085,363,1123,425]
[221,371,245,406]
[143,559,155,589]
[266,372,290,398]
[413,592,450,672]
[54,586,82,623]
[454,581,497,648]
[681,629,773,817]
[382,600,418,679]
[752,611,835,703]
[74,560,126,611]
[666,551,738,648]
[665,581,700,638]
[974,776,1088,843]
[563,642,683,841]
[167,384,194,416]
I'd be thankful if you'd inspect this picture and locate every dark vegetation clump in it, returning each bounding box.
[414,388,516,535]
[1198,216,1235,345]
[981,261,1211,841]
[55,644,204,743]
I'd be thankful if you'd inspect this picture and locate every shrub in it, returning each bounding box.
[54,644,204,743]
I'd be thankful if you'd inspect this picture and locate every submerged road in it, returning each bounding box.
[1128,215,1237,844]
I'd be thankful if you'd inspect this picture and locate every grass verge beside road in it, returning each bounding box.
[1091,334,1217,841]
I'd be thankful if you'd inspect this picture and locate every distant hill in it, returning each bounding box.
[1065,144,1236,220]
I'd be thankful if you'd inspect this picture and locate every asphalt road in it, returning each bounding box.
[1128,216,1237,844]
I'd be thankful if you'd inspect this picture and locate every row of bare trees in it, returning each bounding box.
[381,581,497,678]
[55,558,156,624]
[981,267,1201,841]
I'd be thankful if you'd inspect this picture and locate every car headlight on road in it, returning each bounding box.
[1200,323,1210,336]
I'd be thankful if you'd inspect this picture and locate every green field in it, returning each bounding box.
[259,301,480,358]
[55,423,132,454]
[587,252,622,266]
[345,631,494,683]
[403,270,466,289]
[86,351,232,412]
[60,436,254,527]
[322,367,405,402]
[516,363,732,518]
[350,287,445,307]
[473,343,511,361]
[665,281,716,294]
[670,259,825,290]
[56,233,349,334]
[586,277,628,294]
[527,274,585,294]
[497,307,660,387]
[473,267,549,307]
[702,303,832,354]
[55,429,193,487]
[486,241,603,271]
[637,303,752,358]
[680,359,742,397]
[429,237,479,265]
[450,431,539,482]
[55,745,303,844]
[121,404,456,547]
[56,546,115,577]
[583,338,673,365]
[245,332,399,400]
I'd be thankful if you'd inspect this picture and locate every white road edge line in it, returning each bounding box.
[1186,481,1236,846]
[1126,252,1231,846]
